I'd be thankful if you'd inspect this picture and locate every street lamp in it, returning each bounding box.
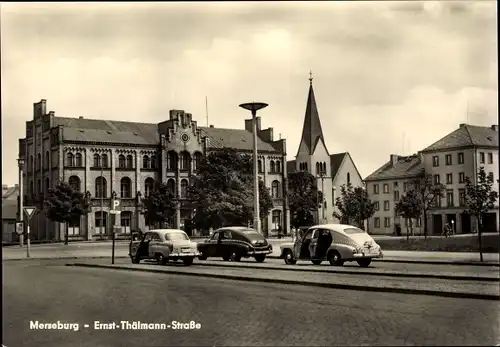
[17,157,25,249]
[239,101,268,234]
[317,170,326,224]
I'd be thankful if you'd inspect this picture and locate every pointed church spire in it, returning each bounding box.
[298,71,326,155]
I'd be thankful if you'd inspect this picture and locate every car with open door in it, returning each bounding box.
[129,229,200,266]
[196,227,273,262]
[279,224,383,267]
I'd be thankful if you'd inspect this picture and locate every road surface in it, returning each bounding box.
[3,259,499,346]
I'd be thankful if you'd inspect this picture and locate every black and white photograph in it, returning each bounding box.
[1,1,499,346]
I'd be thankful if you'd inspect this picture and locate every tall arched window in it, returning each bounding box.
[144,178,155,197]
[276,161,281,173]
[45,177,50,194]
[37,179,41,195]
[29,155,34,171]
[323,162,327,174]
[180,179,188,198]
[143,155,150,169]
[271,180,280,198]
[93,154,100,168]
[45,151,50,169]
[258,160,263,173]
[29,181,33,196]
[316,162,320,175]
[193,152,202,172]
[75,153,83,167]
[167,179,176,196]
[126,155,133,168]
[101,154,108,168]
[347,172,351,184]
[150,155,157,169]
[180,152,191,171]
[272,210,282,229]
[68,176,81,192]
[95,211,108,234]
[37,153,41,170]
[270,160,275,173]
[95,177,107,198]
[120,211,132,234]
[118,155,126,168]
[120,177,132,198]
[66,153,74,167]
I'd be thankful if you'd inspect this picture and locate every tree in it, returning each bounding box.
[142,182,177,229]
[288,171,322,229]
[45,182,90,245]
[333,183,376,229]
[409,173,445,239]
[464,167,499,262]
[187,148,273,232]
[395,189,423,240]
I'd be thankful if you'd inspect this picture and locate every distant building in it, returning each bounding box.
[18,100,289,242]
[2,185,20,243]
[287,76,364,224]
[365,123,499,235]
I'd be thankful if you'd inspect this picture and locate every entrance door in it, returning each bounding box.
[483,213,497,233]
[461,213,471,234]
[432,214,443,235]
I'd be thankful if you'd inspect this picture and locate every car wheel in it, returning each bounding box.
[183,257,194,266]
[284,250,297,265]
[156,253,166,265]
[230,251,241,262]
[311,259,322,265]
[357,258,372,267]
[198,251,207,261]
[254,254,266,263]
[328,251,344,266]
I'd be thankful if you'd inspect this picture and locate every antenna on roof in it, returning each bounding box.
[466,99,469,124]
[205,96,209,127]
[402,132,405,156]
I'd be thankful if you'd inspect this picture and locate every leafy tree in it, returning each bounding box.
[409,173,445,239]
[188,148,273,232]
[288,171,323,229]
[333,183,376,229]
[45,182,90,245]
[464,167,499,262]
[395,189,423,240]
[142,182,177,228]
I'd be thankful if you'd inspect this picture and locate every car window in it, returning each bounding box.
[303,230,313,241]
[344,228,365,234]
[144,233,153,241]
[151,233,161,241]
[311,229,319,239]
[222,230,232,239]
[210,232,219,241]
[165,232,188,241]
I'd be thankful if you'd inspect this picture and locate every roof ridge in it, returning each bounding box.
[463,124,474,144]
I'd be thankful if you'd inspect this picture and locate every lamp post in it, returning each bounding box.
[317,171,326,223]
[239,101,268,234]
[17,157,25,248]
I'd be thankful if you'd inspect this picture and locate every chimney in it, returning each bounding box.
[390,154,399,166]
[459,123,466,128]
[15,184,19,188]
[491,125,498,131]
[79,116,83,119]
[256,117,261,131]
[244,119,252,132]
[209,125,214,128]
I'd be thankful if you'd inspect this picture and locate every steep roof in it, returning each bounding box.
[199,127,279,153]
[422,124,498,152]
[2,186,19,200]
[330,153,347,178]
[365,155,424,181]
[297,78,326,155]
[2,200,17,219]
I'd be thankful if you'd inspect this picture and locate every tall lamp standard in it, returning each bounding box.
[17,157,25,248]
[239,102,268,234]
[317,170,326,223]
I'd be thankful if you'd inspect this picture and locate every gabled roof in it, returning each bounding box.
[422,124,498,152]
[287,160,296,174]
[199,127,279,153]
[2,186,19,200]
[297,78,326,156]
[365,155,424,181]
[330,153,347,179]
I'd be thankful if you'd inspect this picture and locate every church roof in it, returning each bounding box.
[421,124,498,152]
[297,76,326,156]
[330,153,347,178]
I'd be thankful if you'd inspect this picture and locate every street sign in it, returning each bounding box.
[15,222,24,235]
[110,199,121,214]
[23,206,36,220]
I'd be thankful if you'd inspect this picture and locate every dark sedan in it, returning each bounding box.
[197,227,273,262]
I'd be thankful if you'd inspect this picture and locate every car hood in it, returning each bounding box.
[170,240,196,248]
[348,233,377,247]
[280,242,294,249]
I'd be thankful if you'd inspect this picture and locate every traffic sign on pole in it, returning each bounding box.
[23,206,37,220]
[15,221,24,235]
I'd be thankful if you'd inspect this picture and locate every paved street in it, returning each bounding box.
[4,259,500,347]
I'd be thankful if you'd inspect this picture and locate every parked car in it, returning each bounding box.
[197,227,273,262]
[129,229,200,266]
[280,224,383,267]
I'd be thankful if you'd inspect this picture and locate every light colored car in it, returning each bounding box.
[280,224,383,267]
[129,229,200,266]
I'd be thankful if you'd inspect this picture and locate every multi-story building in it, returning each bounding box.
[287,76,364,224]
[2,185,20,244]
[18,99,289,242]
[365,123,499,235]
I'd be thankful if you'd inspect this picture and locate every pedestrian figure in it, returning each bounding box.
[277,224,283,239]
[442,223,451,238]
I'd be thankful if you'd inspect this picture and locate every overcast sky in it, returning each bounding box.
[1,1,497,186]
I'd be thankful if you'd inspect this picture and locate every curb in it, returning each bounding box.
[2,256,129,262]
[267,256,500,267]
[67,263,500,301]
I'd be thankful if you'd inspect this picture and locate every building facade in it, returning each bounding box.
[365,123,499,235]
[2,185,20,244]
[18,100,289,242]
[287,76,364,224]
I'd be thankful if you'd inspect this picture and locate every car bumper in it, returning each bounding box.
[351,252,383,259]
[170,252,200,257]
[247,249,272,255]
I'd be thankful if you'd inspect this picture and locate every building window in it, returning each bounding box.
[270,161,276,173]
[37,153,41,171]
[373,184,379,194]
[144,178,154,197]
[101,154,108,168]
[393,181,398,188]
[120,211,132,234]
[29,181,33,196]
[458,152,464,164]
[126,155,133,169]
[383,184,389,194]
[272,210,282,229]
[479,152,485,164]
[488,153,493,164]
[120,177,132,198]
[445,154,452,165]
[384,200,390,211]
[459,172,465,183]
[403,182,408,192]
[167,151,178,171]
[150,155,157,169]
[95,177,107,198]
[143,155,150,169]
[384,217,391,228]
[75,153,83,167]
[95,212,108,234]
[37,179,41,195]
[404,218,409,227]
[435,195,442,207]
[446,190,454,207]
[433,174,440,185]
[271,180,280,198]
[180,179,188,199]
[180,152,191,171]
[166,179,176,196]
[459,189,466,206]
[45,178,50,195]
[374,201,379,211]
[276,161,281,173]
[45,151,50,169]
[66,153,74,167]
[29,155,34,171]
[374,217,380,228]
[93,154,100,168]
[68,218,81,236]
[118,155,126,168]
[347,172,351,184]
[68,176,81,192]
[416,218,422,227]
[432,156,439,167]
[393,190,399,201]
[258,160,263,173]
[193,152,202,172]
[446,173,453,184]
